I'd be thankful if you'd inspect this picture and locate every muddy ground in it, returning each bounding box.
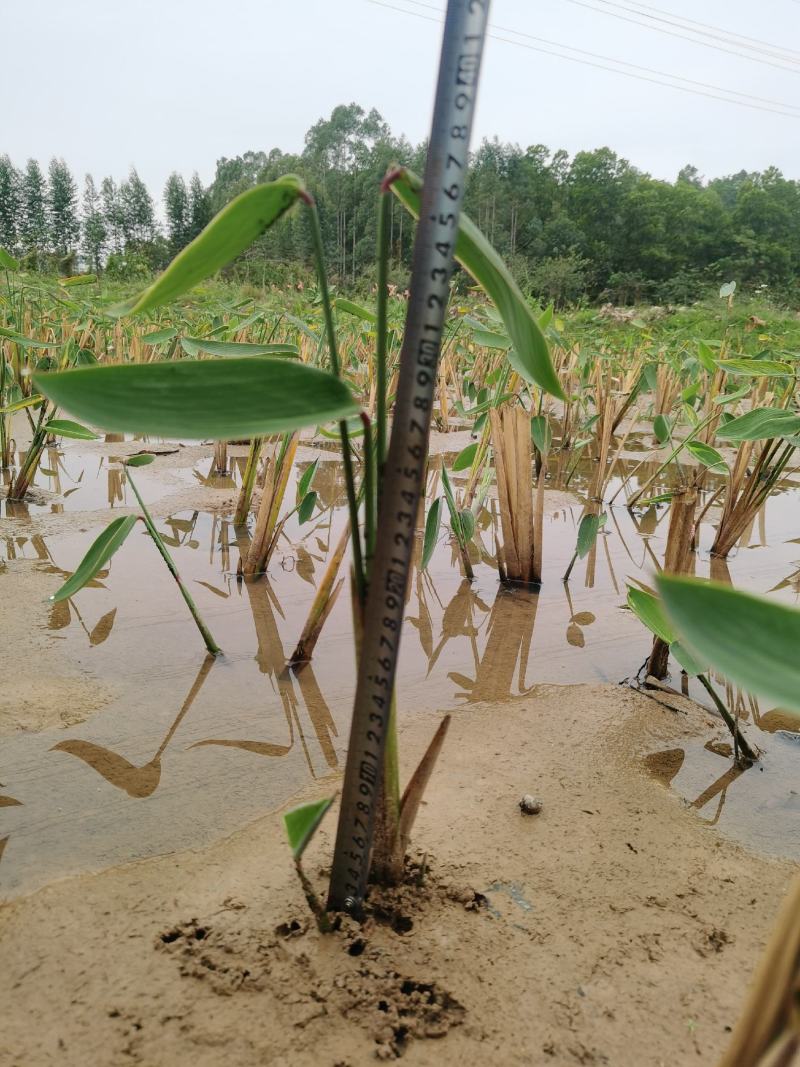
[1,682,795,1066]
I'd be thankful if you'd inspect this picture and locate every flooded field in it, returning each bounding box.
[2,434,798,898]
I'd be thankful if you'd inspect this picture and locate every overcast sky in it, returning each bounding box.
[5,0,799,197]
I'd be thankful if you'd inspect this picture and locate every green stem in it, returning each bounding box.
[696,672,756,764]
[234,435,264,525]
[302,194,365,604]
[126,469,221,656]
[376,185,392,474]
[361,413,376,582]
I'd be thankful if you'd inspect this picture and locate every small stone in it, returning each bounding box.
[519,794,542,815]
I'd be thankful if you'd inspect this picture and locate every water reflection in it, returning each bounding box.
[52,656,216,798]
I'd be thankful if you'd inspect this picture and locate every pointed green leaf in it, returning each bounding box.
[717,358,793,377]
[670,640,708,678]
[45,419,99,441]
[334,297,376,324]
[653,414,671,445]
[697,342,717,373]
[452,442,478,471]
[283,796,334,860]
[0,248,19,270]
[457,507,476,543]
[297,458,319,502]
[576,511,606,559]
[422,497,443,571]
[60,274,97,287]
[0,393,44,416]
[530,414,552,457]
[390,169,564,399]
[33,359,359,440]
[51,515,138,603]
[626,584,675,644]
[125,453,156,467]
[142,327,178,345]
[472,329,511,350]
[686,440,727,472]
[179,337,299,358]
[715,407,800,442]
[297,490,317,524]
[124,176,305,315]
[657,575,800,714]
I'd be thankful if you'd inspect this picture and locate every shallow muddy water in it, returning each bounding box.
[1,440,798,896]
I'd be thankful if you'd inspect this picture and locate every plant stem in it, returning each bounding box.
[126,469,221,656]
[696,672,756,764]
[376,184,392,474]
[303,195,365,604]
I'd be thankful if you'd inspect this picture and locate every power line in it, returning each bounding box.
[368,0,800,119]
[606,0,800,63]
[560,0,800,74]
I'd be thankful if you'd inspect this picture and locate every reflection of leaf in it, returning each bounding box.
[295,547,316,587]
[51,740,162,798]
[48,599,71,630]
[0,838,7,864]
[0,795,22,807]
[89,608,117,646]
[189,739,291,757]
[566,623,585,648]
[195,580,230,599]
[571,611,595,625]
[448,671,475,693]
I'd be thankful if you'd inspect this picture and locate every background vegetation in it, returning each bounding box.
[2,103,800,305]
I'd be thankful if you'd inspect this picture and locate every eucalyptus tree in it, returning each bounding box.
[20,159,48,264]
[81,174,107,272]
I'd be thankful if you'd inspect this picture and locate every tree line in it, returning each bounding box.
[2,103,799,304]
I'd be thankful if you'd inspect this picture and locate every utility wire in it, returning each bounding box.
[369,0,800,119]
[602,0,800,63]
[560,0,800,74]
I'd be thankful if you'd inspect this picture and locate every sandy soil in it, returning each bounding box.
[2,682,794,1067]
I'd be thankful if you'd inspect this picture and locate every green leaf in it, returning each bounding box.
[297,458,319,502]
[51,515,138,603]
[653,414,671,445]
[422,497,443,571]
[715,407,800,442]
[334,297,376,324]
[452,442,478,471]
[0,328,62,350]
[685,440,727,472]
[297,490,317,524]
[33,359,359,440]
[670,640,708,678]
[657,575,800,713]
[283,796,334,860]
[457,508,476,543]
[142,327,178,345]
[697,341,717,373]
[530,414,552,457]
[0,247,19,270]
[576,511,606,559]
[626,585,675,645]
[0,393,44,416]
[717,358,793,377]
[124,176,305,315]
[179,337,299,359]
[60,274,97,287]
[390,169,564,399]
[44,418,99,441]
[472,328,511,350]
[125,453,156,467]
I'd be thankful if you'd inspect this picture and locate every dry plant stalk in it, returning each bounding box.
[647,487,698,679]
[717,874,800,1067]
[711,436,795,557]
[490,404,542,584]
[213,440,228,474]
[288,523,350,667]
[239,433,299,577]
